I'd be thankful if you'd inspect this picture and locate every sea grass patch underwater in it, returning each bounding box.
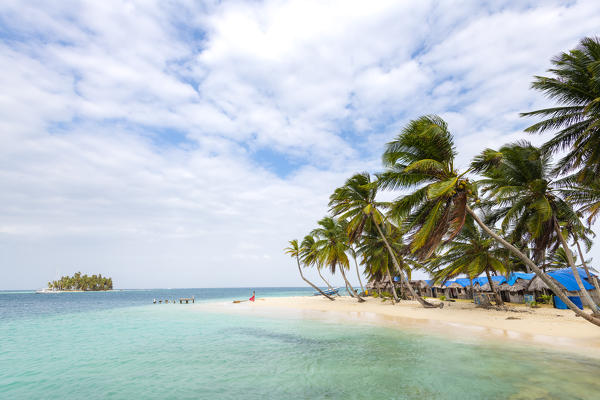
[1,289,599,399]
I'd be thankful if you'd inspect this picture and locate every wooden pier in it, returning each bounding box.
[179,297,195,304]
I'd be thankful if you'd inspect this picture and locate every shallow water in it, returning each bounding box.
[1,288,599,399]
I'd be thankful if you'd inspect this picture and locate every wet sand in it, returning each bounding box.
[197,295,600,358]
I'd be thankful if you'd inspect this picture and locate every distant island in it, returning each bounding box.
[47,272,113,291]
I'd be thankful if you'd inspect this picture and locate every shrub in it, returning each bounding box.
[527,300,540,308]
[539,294,552,304]
[439,295,447,301]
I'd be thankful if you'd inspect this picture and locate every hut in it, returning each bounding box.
[505,272,535,303]
[454,278,473,299]
[410,280,430,297]
[445,279,472,299]
[367,279,392,295]
[527,267,600,307]
[423,280,448,298]
[393,278,430,298]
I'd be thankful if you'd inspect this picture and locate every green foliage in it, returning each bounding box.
[527,300,540,308]
[439,295,446,301]
[49,272,112,291]
[378,115,472,259]
[521,37,600,181]
[539,294,553,304]
[473,142,582,263]
[428,216,508,287]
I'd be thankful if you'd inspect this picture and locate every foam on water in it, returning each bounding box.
[1,288,599,399]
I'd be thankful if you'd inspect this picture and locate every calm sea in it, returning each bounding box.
[1,288,599,399]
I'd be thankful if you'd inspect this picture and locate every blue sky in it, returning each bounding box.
[1,0,600,289]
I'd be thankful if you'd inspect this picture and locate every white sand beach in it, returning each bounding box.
[201,296,600,357]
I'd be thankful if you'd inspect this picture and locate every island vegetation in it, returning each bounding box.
[286,36,600,327]
[48,272,113,291]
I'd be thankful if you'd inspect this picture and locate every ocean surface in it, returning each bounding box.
[1,288,600,400]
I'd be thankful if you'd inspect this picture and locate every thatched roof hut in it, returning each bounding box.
[508,279,530,292]
[527,276,549,291]
[408,280,429,290]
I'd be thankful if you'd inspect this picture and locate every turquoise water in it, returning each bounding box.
[1,288,600,399]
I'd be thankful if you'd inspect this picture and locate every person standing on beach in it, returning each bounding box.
[249,291,255,302]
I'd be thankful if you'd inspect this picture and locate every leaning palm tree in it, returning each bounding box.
[356,223,403,303]
[311,217,365,302]
[473,142,599,314]
[521,37,600,181]
[431,216,507,305]
[284,239,334,301]
[380,115,600,326]
[348,245,365,295]
[301,234,339,295]
[329,172,438,307]
[379,116,473,260]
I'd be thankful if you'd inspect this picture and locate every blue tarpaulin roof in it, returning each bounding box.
[425,279,452,287]
[454,278,471,287]
[547,268,595,291]
[424,267,597,290]
[507,272,535,286]
[472,276,507,286]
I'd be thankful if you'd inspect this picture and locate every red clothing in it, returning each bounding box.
[249,294,255,302]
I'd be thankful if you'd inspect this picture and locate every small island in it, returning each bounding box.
[47,272,113,291]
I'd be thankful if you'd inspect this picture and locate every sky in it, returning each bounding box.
[1,0,600,289]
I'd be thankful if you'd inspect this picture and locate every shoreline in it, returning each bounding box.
[196,295,600,358]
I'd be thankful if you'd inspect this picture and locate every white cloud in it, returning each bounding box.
[1,0,600,288]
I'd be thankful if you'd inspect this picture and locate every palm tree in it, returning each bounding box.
[379,116,473,260]
[284,239,334,301]
[356,223,402,303]
[357,222,424,303]
[301,234,338,294]
[349,245,365,295]
[329,172,438,307]
[381,115,600,326]
[521,37,600,181]
[430,216,507,305]
[473,142,599,315]
[311,217,365,302]
[562,175,600,225]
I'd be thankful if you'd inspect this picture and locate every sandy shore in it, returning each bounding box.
[198,295,600,357]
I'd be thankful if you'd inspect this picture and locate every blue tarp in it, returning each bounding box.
[507,272,535,286]
[425,279,452,287]
[554,295,583,310]
[454,278,472,287]
[472,276,506,286]
[547,268,595,291]
[424,268,596,290]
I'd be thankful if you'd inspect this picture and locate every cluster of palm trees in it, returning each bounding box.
[286,37,600,327]
[49,272,113,291]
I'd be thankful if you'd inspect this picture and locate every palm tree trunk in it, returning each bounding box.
[575,239,600,292]
[339,265,365,302]
[467,206,600,327]
[339,266,355,298]
[353,255,365,294]
[373,221,440,308]
[469,277,474,299]
[553,217,599,315]
[485,268,504,306]
[295,257,335,301]
[317,268,340,296]
[386,267,398,303]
